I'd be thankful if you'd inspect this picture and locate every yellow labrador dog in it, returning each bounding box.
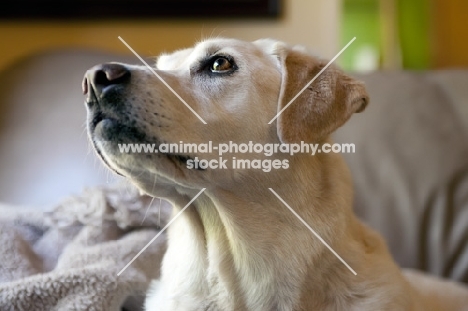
[83,38,468,310]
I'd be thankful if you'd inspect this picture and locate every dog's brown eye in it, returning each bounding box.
[211,57,233,72]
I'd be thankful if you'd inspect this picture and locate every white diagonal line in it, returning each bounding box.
[268,188,357,275]
[118,36,207,125]
[268,37,356,125]
[117,188,206,276]
[140,197,155,226]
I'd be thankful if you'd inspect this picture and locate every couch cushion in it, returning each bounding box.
[334,70,468,283]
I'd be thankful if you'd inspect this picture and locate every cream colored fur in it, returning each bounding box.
[85,38,468,310]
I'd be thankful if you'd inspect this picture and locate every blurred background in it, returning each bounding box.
[0,0,467,207]
[341,0,468,71]
[0,0,339,73]
[1,0,467,73]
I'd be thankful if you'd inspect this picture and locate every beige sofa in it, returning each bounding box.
[0,49,467,285]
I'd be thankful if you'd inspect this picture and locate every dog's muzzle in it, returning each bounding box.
[82,63,137,175]
[82,62,137,137]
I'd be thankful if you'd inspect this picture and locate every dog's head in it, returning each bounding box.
[83,38,368,198]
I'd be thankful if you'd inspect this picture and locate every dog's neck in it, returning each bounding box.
[160,151,363,310]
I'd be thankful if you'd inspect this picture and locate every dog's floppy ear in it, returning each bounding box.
[276,47,369,143]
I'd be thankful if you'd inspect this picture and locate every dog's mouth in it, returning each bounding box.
[87,109,203,174]
[89,110,105,133]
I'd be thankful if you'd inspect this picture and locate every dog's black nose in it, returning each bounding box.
[83,63,131,98]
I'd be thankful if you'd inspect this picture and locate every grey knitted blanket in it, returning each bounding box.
[0,184,171,311]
